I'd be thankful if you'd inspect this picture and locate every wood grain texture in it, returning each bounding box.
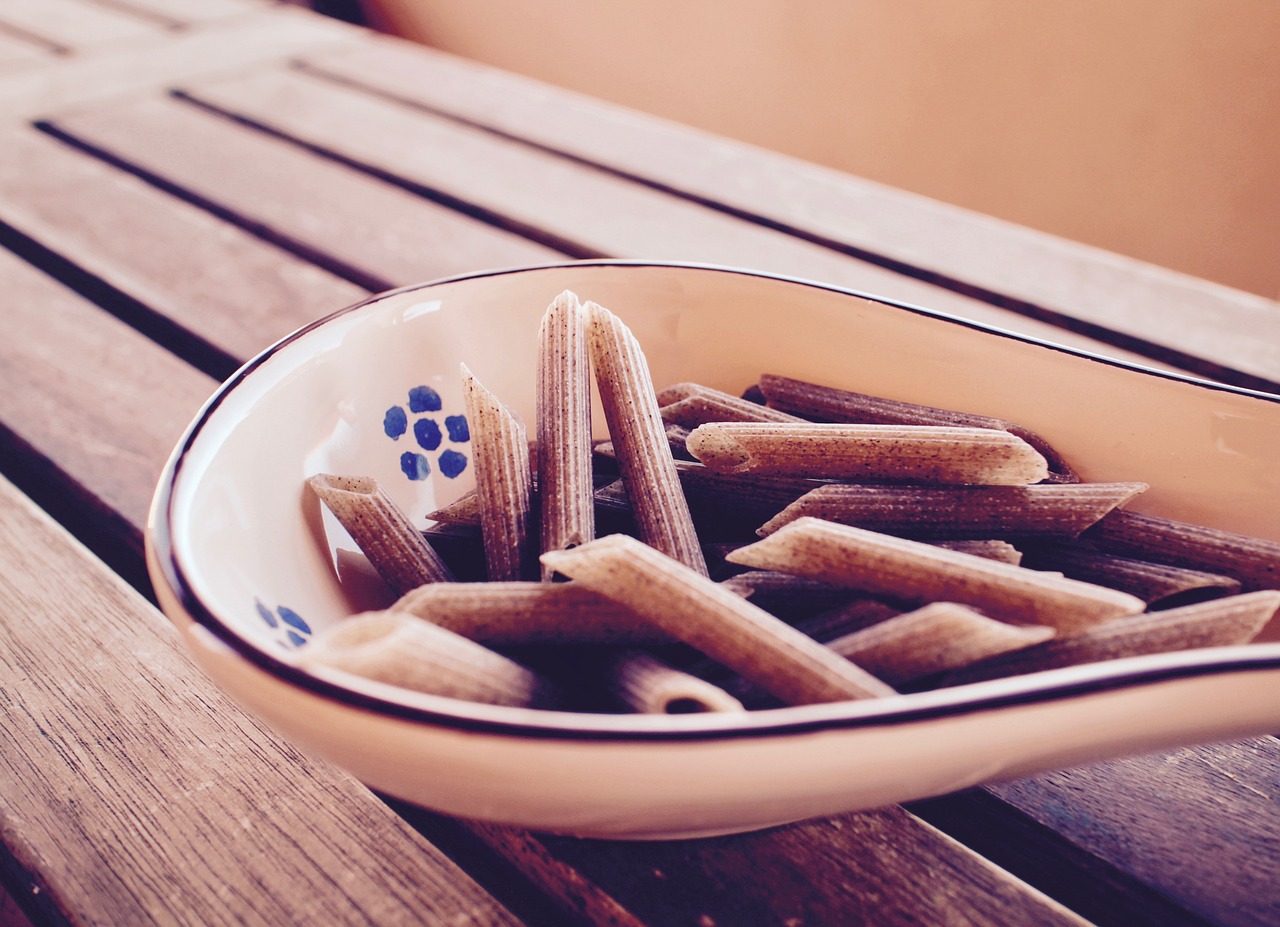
[49,93,565,290]
[0,29,56,70]
[176,64,1176,369]
[0,0,163,51]
[302,37,1280,388]
[0,473,523,927]
[0,4,359,122]
[0,127,367,365]
[989,741,1280,927]
[0,244,216,535]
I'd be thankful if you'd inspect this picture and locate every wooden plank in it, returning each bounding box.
[987,741,1280,927]
[174,65,1183,371]
[0,4,360,122]
[0,28,59,69]
[0,126,367,367]
[90,0,263,28]
[48,93,566,289]
[0,470,525,927]
[0,0,163,51]
[0,243,217,536]
[300,38,1280,389]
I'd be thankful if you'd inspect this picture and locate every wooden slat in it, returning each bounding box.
[48,93,566,289]
[988,741,1280,927]
[0,28,57,69]
[174,64,1178,370]
[0,127,367,366]
[0,243,216,535]
[0,0,163,51]
[92,0,263,27]
[300,38,1280,389]
[0,4,359,122]
[0,470,525,927]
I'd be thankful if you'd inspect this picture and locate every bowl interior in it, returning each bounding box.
[164,263,1280,672]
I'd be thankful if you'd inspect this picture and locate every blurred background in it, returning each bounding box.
[300,0,1278,300]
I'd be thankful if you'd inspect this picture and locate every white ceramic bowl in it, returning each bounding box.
[146,261,1280,839]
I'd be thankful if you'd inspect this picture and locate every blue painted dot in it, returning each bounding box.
[285,630,308,648]
[438,448,468,479]
[256,600,278,628]
[445,414,470,443]
[383,406,408,439]
[408,385,442,413]
[277,606,311,635]
[414,417,443,451]
[400,451,430,480]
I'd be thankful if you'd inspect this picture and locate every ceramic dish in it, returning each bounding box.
[146,261,1280,839]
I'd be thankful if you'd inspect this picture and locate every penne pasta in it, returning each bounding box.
[393,580,665,644]
[542,534,896,704]
[1084,509,1280,592]
[307,473,454,594]
[686,422,1050,485]
[759,482,1147,538]
[727,517,1145,633]
[586,301,707,574]
[1019,542,1242,608]
[602,650,746,714]
[462,364,539,581]
[299,610,557,707]
[825,602,1055,687]
[931,591,1280,686]
[657,382,805,427]
[756,373,1078,482]
[536,291,595,576]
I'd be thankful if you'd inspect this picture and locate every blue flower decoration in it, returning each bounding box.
[256,599,312,649]
[383,385,469,481]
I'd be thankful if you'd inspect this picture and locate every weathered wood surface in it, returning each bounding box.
[0,3,359,121]
[2,1,1278,924]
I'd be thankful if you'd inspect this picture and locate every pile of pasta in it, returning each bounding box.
[301,292,1280,713]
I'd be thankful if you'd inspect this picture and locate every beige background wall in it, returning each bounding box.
[366,1,1280,299]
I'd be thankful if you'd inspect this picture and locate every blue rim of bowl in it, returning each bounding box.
[148,260,1280,742]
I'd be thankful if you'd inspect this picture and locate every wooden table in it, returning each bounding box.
[2,2,1277,925]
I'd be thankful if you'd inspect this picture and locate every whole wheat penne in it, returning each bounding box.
[675,460,821,524]
[1084,509,1280,592]
[536,291,594,576]
[720,570,871,623]
[657,382,805,427]
[307,473,454,594]
[789,598,906,643]
[425,490,483,526]
[586,301,707,574]
[931,591,1280,687]
[726,517,1145,633]
[825,602,1055,687]
[932,540,1024,564]
[757,373,1078,482]
[393,580,667,644]
[299,610,556,707]
[759,482,1147,538]
[1019,542,1242,608]
[462,364,539,581]
[603,650,746,714]
[686,422,1050,486]
[542,534,895,704]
